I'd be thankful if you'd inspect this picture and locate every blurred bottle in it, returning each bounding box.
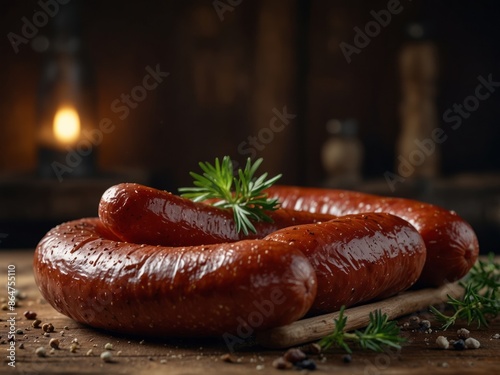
[321,118,363,188]
[396,21,439,181]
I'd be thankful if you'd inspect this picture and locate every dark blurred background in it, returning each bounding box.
[0,0,499,250]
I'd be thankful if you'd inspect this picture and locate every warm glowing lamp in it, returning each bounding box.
[53,106,81,146]
[36,0,97,179]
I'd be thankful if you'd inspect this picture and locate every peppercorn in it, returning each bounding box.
[295,359,317,370]
[453,339,466,350]
[457,328,470,340]
[42,323,54,333]
[342,354,352,363]
[272,357,293,369]
[23,311,37,320]
[283,348,307,363]
[49,338,60,349]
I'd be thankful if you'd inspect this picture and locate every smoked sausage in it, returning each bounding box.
[98,183,335,246]
[265,185,479,287]
[264,213,426,314]
[33,218,317,337]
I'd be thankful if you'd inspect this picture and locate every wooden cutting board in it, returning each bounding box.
[256,282,464,348]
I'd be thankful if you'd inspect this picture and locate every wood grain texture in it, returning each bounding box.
[2,250,500,375]
[256,283,463,348]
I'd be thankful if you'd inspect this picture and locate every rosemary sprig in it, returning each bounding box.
[430,252,500,330]
[318,306,406,354]
[178,156,281,235]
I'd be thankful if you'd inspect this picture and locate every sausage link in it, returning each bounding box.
[264,213,426,314]
[33,218,317,337]
[98,183,335,246]
[265,185,479,287]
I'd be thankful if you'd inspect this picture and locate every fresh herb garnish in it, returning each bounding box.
[319,306,406,354]
[178,156,282,235]
[430,253,500,330]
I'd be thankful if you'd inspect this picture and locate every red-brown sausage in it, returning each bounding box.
[98,183,336,246]
[33,218,317,337]
[265,185,479,287]
[264,213,426,314]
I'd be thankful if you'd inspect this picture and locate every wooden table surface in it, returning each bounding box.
[2,249,500,375]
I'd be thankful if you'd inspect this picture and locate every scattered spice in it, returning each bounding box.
[272,346,318,371]
[104,343,114,350]
[86,349,94,356]
[437,330,481,350]
[18,343,24,349]
[436,336,449,350]
[465,338,480,349]
[272,357,293,370]
[31,319,42,329]
[49,338,60,349]
[35,346,46,357]
[457,328,470,340]
[41,323,54,333]
[100,351,113,363]
[408,315,420,329]
[70,343,78,353]
[419,320,431,332]
[23,311,37,320]
[299,343,322,355]
[295,359,317,370]
[220,353,237,363]
[283,348,307,363]
[453,339,466,350]
[342,354,352,363]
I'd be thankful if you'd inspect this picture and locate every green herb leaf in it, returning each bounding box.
[430,252,500,330]
[178,156,281,235]
[318,306,405,354]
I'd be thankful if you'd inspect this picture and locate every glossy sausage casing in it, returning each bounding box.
[99,183,335,246]
[33,218,317,337]
[265,185,479,287]
[265,213,426,314]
